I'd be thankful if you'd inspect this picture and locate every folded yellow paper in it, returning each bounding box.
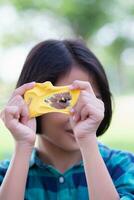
[24,81,80,118]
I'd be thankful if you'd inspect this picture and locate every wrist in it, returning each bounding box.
[15,142,34,154]
[76,133,98,150]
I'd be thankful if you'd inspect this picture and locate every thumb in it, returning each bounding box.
[69,115,76,129]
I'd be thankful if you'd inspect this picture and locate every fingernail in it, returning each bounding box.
[73,115,75,121]
[29,82,35,86]
[73,115,76,121]
[70,108,75,113]
[69,85,74,90]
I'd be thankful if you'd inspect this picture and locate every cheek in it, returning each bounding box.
[41,113,68,133]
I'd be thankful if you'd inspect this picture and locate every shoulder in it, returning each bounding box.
[99,143,134,197]
[99,142,134,167]
[0,159,10,170]
[98,142,134,178]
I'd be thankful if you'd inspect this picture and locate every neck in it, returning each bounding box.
[36,136,82,173]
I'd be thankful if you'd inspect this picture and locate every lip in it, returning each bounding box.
[65,130,76,140]
[66,129,74,135]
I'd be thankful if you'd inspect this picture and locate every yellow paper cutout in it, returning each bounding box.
[24,81,80,118]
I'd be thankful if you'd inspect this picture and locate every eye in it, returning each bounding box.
[59,97,68,103]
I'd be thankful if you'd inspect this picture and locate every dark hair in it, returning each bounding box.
[16,39,112,137]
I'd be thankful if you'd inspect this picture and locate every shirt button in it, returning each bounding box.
[59,176,64,183]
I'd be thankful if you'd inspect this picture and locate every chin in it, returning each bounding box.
[57,132,80,151]
[58,142,80,152]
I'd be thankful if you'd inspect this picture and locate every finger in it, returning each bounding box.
[97,99,105,111]
[69,115,76,129]
[80,103,98,121]
[73,112,81,122]
[20,103,30,124]
[70,107,81,123]
[74,90,91,108]
[4,106,20,128]
[12,97,30,124]
[73,91,104,115]
[8,95,24,106]
[72,91,92,119]
[10,82,35,99]
[7,95,30,123]
[80,104,90,121]
[81,103,104,122]
[69,80,95,95]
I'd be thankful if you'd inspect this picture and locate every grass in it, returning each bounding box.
[0,95,134,161]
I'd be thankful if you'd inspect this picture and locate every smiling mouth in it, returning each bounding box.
[66,129,74,134]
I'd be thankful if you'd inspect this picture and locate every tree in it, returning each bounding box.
[0,0,134,93]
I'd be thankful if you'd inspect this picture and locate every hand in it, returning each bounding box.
[69,80,104,143]
[0,82,36,147]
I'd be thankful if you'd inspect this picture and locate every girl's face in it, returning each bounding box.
[40,66,101,151]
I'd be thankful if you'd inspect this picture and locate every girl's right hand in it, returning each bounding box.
[0,82,36,147]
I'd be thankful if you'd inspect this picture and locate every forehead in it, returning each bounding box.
[55,65,100,96]
[56,66,89,85]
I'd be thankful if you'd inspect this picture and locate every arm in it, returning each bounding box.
[0,144,32,200]
[79,135,119,200]
[0,82,36,200]
[69,80,120,200]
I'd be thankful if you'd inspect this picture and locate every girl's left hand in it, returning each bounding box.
[69,80,104,142]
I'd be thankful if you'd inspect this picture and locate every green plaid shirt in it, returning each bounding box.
[0,143,134,199]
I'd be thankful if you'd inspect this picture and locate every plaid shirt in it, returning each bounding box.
[0,143,134,200]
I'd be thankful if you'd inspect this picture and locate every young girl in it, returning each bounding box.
[0,39,134,200]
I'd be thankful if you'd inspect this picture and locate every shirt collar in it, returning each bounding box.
[29,142,104,168]
[29,148,37,167]
[29,148,50,169]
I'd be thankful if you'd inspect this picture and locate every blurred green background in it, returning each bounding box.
[0,0,134,160]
